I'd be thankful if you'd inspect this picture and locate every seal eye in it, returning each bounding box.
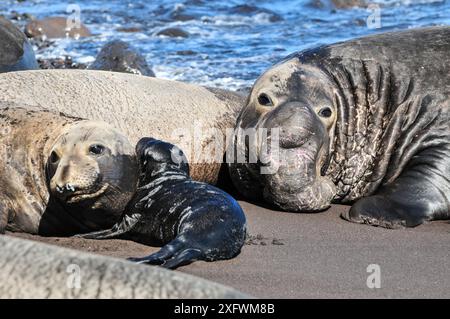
[50,151,60,164]
[89,144,105,155]
[318,107,332,118]
[257,93,274,107]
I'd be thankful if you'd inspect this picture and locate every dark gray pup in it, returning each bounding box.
[79,138,247,269]
[89,40,155,77]
[0,17,39,73]
[229,26,449,228]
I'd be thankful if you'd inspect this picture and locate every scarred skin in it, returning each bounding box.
[229,26,450,228]
[0,103,138,235]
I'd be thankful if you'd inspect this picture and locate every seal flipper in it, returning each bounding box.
[74,214,140,239]
[128,237,204,269]
[342,155,450,228]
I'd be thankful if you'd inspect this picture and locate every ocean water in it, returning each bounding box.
[1,0,449,90]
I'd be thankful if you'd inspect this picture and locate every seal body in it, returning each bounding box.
[79,138,247,269]
[0,103,138,235]
[0,17,38,73]
[229,26,450,228]
[0,70,245,184]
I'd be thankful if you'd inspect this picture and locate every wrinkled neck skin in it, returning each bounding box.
[230,54,446,212]
[318,56,446,202]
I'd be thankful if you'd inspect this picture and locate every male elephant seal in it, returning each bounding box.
[78,138,247,269]
[229,26,450,228]
[0,103,138,235]
[0,70,245,184]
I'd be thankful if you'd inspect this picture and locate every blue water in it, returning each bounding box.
[1,0,449,90]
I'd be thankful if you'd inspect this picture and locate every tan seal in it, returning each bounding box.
[0,70,245,184]
[0,102,138,236]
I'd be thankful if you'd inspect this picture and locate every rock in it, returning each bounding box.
[176,50,197,56]
[230,5,283,22]
[308,0,367,9]
[0,16,39,73]
[24,17,91,39]
[157,27,189,38]
[38,56,87,70]
[332,0,367,8]
[170,12,196,21]
[170,4,196,21]
[9,11,34,21]
[89,40,155,77]
[116,26,143,33]
[0,235,249,298]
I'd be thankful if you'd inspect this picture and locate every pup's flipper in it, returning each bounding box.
[128,238,204,269]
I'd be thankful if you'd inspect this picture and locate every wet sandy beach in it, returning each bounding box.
[9,201,450,298]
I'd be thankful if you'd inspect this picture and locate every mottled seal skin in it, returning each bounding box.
[0,17,38,73]
[229,26,450,228]
[78,138,247,269]
[0,103,138,236]
[89,40,155,77]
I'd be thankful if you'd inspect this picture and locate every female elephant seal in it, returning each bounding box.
[0,70,245,184]
[0,103,138,235]
[78,138,247,269]
[229,26,450,228]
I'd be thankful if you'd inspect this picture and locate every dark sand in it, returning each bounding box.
[9,201,450,298]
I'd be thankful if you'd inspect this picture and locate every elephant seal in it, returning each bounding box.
[0,103,138,236]
[0,70,245,184]
[229,26,450,228]
[0,17,39,73]
[78,138,247,269]
[0,235,249,298]
[89,40,155,77]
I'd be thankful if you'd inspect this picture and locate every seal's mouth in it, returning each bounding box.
[65,183,109,204]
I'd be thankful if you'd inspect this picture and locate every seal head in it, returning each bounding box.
[229,59,337,212]
[46,121,139,231]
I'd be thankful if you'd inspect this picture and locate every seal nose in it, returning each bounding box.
[263,101,321,149]
[55,183,76,194]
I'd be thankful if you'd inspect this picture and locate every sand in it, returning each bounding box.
[8,201,450,298]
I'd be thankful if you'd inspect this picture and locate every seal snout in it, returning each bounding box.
[55,182,76,194]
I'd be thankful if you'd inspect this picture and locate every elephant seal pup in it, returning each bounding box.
[229,26,450,228]
[78,138,247,269]
[0,17,39,73]
[0,103,138,235]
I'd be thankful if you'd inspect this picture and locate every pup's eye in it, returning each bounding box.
[50,151,60,164]
[318,107,332,118]
[257,93,274,107]
[89,144,105,155]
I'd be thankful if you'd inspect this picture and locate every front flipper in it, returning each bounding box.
[342,165,450,228]
[74,214,140,239]
[128,237,204,269]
